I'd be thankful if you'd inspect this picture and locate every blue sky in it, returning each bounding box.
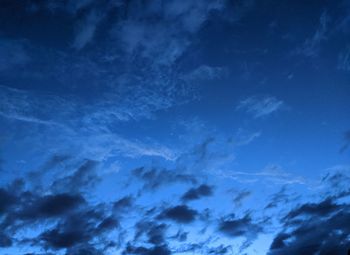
[0,0,349,254]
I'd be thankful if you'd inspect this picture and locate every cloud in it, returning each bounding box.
[233,190,252,207]
[338,46,350,72]
[219,164,305,185]
[0,39,29,71]
[237,95,284,118]
[268,197,350,255]
[51,159,100,193]
[321,165,350,198]
[123,244,171,255]
[0,188,16,214]
[112,0,225,66]
[265,186,296,210]
[72,11,102,50]
[218,214,262,250]
[183,65,228,81]
[20,193,85,219]
[131,167,197,191]
[113,196,134,213]
[284,198,340,220]
[0,160,118,253]
[158,205,198,224]
[234,129,261,146]
[295,11,330,57]
[123,219,171,255]
[181,184,214,201]
[339,130,350,153]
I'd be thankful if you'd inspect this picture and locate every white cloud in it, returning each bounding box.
[237,95,284,118]
[0,85,177,162]
[217,164,306,185]
[183,65,228,81]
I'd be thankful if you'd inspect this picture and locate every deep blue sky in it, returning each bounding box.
[0,1,349,254]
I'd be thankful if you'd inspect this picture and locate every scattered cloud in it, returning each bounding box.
[0,177,118,253]
[158,205,198,224]
[72,11,102,50]
[233,190,252,207]
[131,167,197,191]
[181,184,214,201]
[219,164,305,185]
[218,214,263,251]
[0,39,29,71]
[339,130,350,153]
[268,197,350,255]
[338,46,350,72]
[183,65,228,81]
[237,95,284,118]
[295,11,330,57]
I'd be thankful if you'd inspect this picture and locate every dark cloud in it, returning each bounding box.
[113,195,134,213]
[172,230,188,242]
[269,197,350,255]
[181,184,213,201]
[134,221,168,246]
[219,214,262,238]
[284,198,340,220]
[0,177,117,253]
[132,167,196,190]
[52,159,100,193]
[218,214,262,251]
[264,186,299,210]
[233,190,251,207]
[19,193,85,220]
[207,244,231,254]
[123,243,171,255]
[159,205,198,224]
[339,130,350,153]
[39,154,71,172]
[0,188,16,213]
[321,167,350,199]
[38,208,118,250]
[0,233,12,247]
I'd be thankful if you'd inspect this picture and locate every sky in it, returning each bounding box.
[0,0,350,254]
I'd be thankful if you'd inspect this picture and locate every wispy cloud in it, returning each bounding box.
[72,10,102,50]
[295,11,330,57]
[237,95,284,118]
[0,85,177,162]
[338,46,350,72]
[0,39,29,71]
[217,164,305,185]
[183,65,228,81]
